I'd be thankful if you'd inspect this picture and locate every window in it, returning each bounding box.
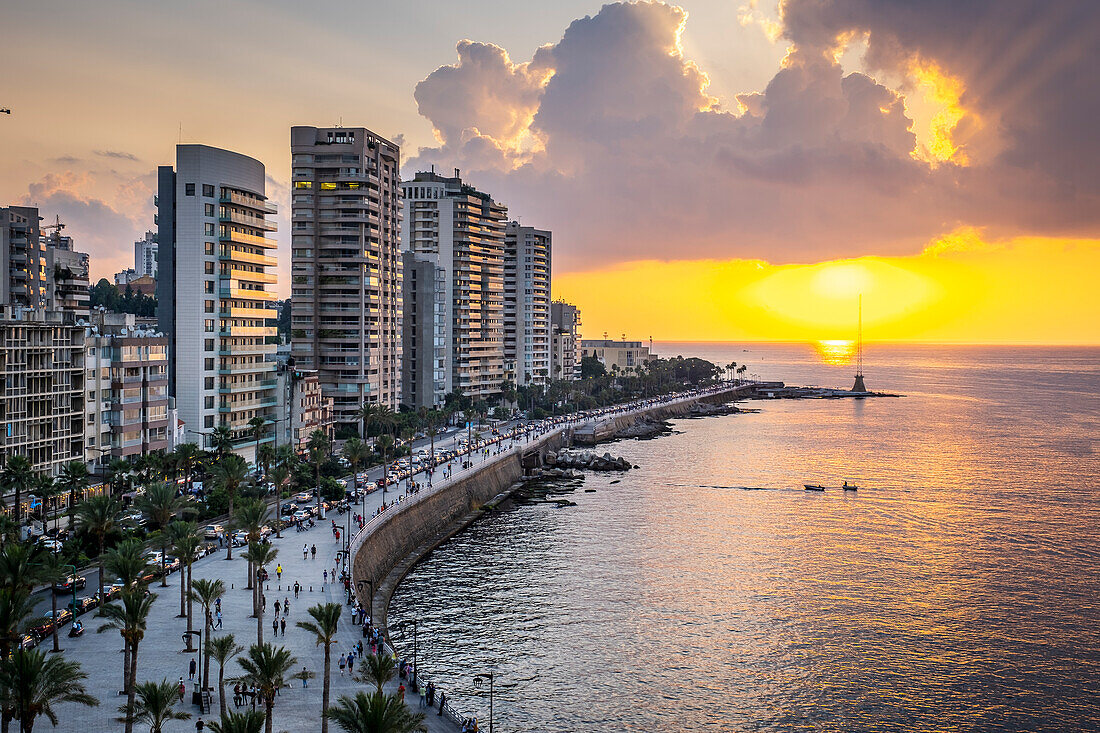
[185,183,195,196]
[204,377,214,390]
[205,319,214,332]
[204,358,214,371]
[294,181,312,189]
[202,184,214,197]
[205,396,214,409]
[204,300,214,313]
[205,281,214,293]
[205,242,215,255]
[204,203,215,216]
[204,415,214,428]
[204,340,214,352]
[204,223,215,236]
[205,261,214,274]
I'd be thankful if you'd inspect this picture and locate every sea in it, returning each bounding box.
[388,343,1100,732]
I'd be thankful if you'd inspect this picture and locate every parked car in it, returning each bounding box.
[40,538,63,552]
[292,509,310,522]
[280,503,299,516]
[294,491,313,503]
[231,531,249,547]
[203,524,225,540]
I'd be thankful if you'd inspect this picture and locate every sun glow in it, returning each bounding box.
[908,61,976,165]
[815,340,857,366]
[552,230,1100,344]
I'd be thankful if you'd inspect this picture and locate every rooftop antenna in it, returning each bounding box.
[852,294,867,393]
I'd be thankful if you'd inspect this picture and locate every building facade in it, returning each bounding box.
[400,250,447,410]
[503,222,551,387]
[135,231,158,278]
[157,144,279,462]
[580,339,654,374]
[0,307,84,474]
[401,171,507,405]
[0,206,48,309]
[84,311,170,463]
[289,126,403,431]
[550,301,581,381]
[46,246,90,317]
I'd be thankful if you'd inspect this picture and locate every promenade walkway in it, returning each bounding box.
[47,490,459,732]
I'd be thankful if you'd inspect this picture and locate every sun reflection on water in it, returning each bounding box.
[814,340,856,366]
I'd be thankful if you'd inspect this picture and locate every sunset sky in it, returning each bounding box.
[2,0,1097,344]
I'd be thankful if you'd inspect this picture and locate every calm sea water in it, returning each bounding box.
[389,343,1100,732]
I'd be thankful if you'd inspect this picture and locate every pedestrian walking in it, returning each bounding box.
[294,581,300,599]
[438,691,446,715]
[215,609,223,629]
[195,719,204,732]
[398,682,405,701]
[303,544,308,559]
[323,569,328,583]
[347,654,355,675]
[276,564,282,580]
[178,677,185,701]
[272,617,278,636]
[274,600,281,618]
[189,657,197,680]
[280,617,286,636]
[311,544,317,559]
[338,654,346,675]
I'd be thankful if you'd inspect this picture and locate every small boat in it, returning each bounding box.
[842,482,858,491]
[804,484,826,491]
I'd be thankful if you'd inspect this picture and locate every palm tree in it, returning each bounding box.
[0,543,47,594]
[211,455,249,560]
[105,458,133,497]
[324,691,427,733]
[307,431,330,499]
[356,402,381,439]
[362,653,395,694]
[0,588,34,660]
[167,521,201,626]
[73,494,122,604]
[270,464,290,540]
[341,439,365,492]
[295,603,342,733]
[190,578,225,692]
[103,539,152,589]
[241,543,277,645]
[97,589,156,731]
[235,643,297,733]
[175,443,201,495]
[0,455,35,528]
[256,443,275,480]
[210,425,235,460]
[234,499,270,591]
[248,416,267,465]
[0,648,98,733]
[37,553,66,654]
[206,710,266,733]
[207,634,243,714]
[119,678,190,733]
[136,483,190,586]
[375,435,394,505]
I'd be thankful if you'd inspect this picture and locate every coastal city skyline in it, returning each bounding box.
[3,1,1097,344]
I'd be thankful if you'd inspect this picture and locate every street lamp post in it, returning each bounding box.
[183,630,204,712]
[473,671,494,733]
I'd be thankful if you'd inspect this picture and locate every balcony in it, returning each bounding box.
[219,210,277,231]
[218,342,278,356]
[219,306,275,319]
[218,285,278,301]
[219,325,277,337]
[220,191,277,214]
[219,249,278,267]
[217,362,274,375]
[228,268,278,285]
[219,230,277,249]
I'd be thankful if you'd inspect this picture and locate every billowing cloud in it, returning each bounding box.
[21,170,154,281]
[407,1,1100,273]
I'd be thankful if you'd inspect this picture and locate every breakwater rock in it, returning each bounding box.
[549,449,634,471]
[685,401,741,418]
[617,417,673,440]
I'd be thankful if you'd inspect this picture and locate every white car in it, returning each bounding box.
[295,492,313,503]
[292,509,310,522]
[203,524,225,540]
[231,531,249,547]
[41,539,63,552]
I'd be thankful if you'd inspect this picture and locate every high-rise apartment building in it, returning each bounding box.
[0,306,84,474]
[581,339,655,374]
[46,245,90,317]
[156,145,279,461]
[290,126,402,430]
[135,231,158,278]
[551,301,581,381]
[401,171,507,406]
[503,222,551,387]
[400,250,447,410]
[0,206,48,309]
[84,311,170,463]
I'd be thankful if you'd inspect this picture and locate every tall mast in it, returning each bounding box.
[857,294,863,377]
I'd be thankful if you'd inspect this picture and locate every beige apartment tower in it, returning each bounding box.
[290,126,402,430]
[401,171,507,406]
[503,222,551,387]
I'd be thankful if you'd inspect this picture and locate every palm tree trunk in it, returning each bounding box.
[321,645,331,733]
[50,583,60,653]
[247,558,254,590]
[122,638,131,695]
[185,564,194,649]
[179,562,188,618]
[97,539,106,607]
[124,641,139,733]
[218,665,227,712]
[265,699,274,733]
[203,615,212,691]
[226,495,234,560]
